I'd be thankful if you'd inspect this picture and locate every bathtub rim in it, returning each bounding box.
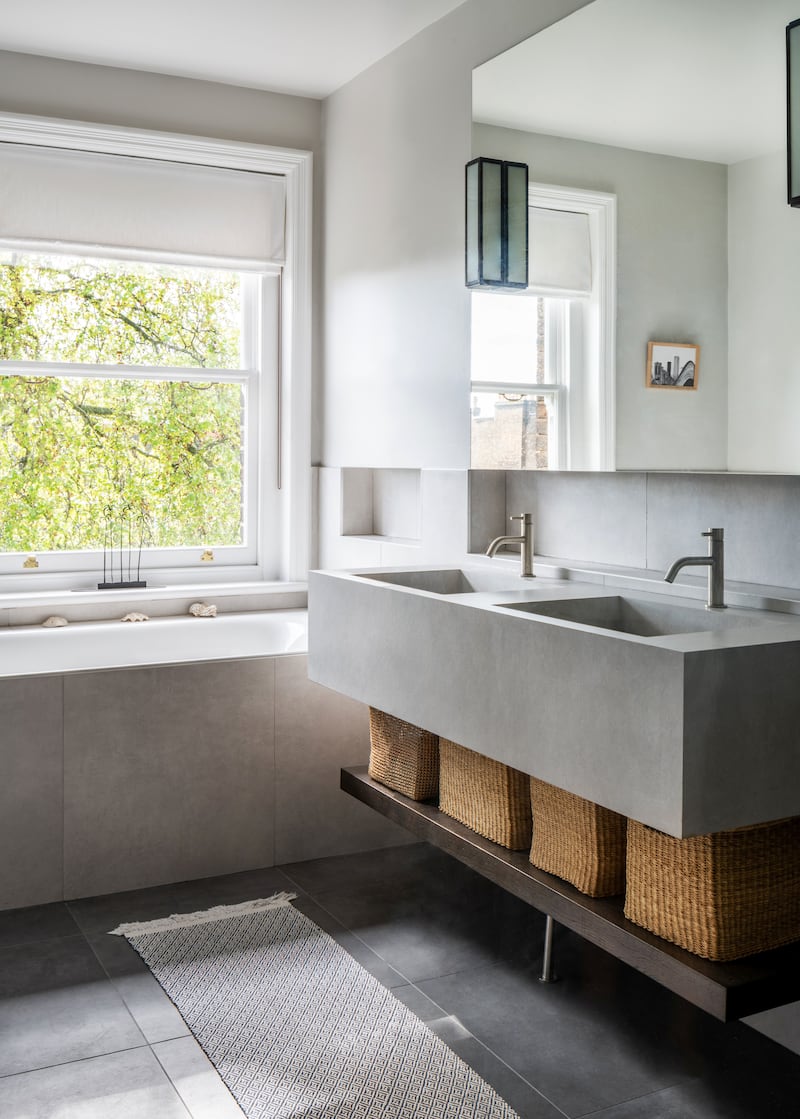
[0,607,309,681]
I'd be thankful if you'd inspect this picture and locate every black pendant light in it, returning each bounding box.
[465,157,528,288]
[788,19,800,205]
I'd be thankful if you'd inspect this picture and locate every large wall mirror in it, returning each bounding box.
[472,0,800,473]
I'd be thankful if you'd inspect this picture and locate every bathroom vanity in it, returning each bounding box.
[309,564,800,838]
[308,562,800,1020]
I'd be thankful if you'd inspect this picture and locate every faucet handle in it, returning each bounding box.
[702,527,724,539]
[510,513,533,523]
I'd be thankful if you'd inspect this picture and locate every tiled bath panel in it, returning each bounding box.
[0,676,63,909]
[0,844,798,1119]
[0,652,407,911]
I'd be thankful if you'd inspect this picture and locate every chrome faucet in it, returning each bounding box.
[664,527,726,609]
[486,513,535,578]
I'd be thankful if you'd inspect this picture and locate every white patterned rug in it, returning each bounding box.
[112,893,519,1119]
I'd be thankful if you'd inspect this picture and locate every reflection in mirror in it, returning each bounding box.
[472,0,800,473]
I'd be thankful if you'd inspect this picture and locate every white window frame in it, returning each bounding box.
[469,184,616,472]
[0,112,312,591]
[528,182,616,472]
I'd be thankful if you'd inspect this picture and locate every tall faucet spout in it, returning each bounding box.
[486,513,535,577]
[663,528,725,608]
[664,555,710,583]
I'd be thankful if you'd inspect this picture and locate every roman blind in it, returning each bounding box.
[529,207,592,295]
[0,143,286,263]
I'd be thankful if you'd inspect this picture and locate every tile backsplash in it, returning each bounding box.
[317,466,800,593]
[495,470,800,589]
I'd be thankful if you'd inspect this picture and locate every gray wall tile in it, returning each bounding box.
[0,677,63,910]
[468,470,506,552]
[469,470,800,591]
[646,473,800,586]
[506,471,648,567]
[274,655,412,864]
[64,659,276,898]
[419,470,470,562]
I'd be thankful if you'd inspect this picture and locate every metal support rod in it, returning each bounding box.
[539,914,558,983]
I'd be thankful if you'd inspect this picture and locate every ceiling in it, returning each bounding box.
[473,0,797,165]
[0,0,470,99]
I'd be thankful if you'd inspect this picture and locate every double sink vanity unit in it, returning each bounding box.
[309,541,800,1021]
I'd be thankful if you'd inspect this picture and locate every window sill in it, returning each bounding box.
[0,580,307,627]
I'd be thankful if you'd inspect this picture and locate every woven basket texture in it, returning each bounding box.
[624,817,800,961]
[529,777,627,897]
[439,739,532,850]
[367,708,439,801]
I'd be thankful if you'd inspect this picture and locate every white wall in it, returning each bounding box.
[321,0,594,470]
[472,123,729,471]
[0,49,321,151]
[727,151,800,472]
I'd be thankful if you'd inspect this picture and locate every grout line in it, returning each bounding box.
[451,1032,572,1119]
[60,674,66,906]
[271,657,277,868]
[572,1083,682,1119]
[279,872,572,1119]
[78,927,151,1047]
[151,1036,240,1119]
[644,471,650,570]
[0,1042,152,1083]
[276,870,415,987]
[0,930,84,953]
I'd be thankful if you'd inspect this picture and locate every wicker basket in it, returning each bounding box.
[530,777,627,897]
[625,817,800,961]
[367,708,439,800]
[439,739,532,850]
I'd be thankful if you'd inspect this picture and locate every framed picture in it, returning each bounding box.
[646,342,699,389]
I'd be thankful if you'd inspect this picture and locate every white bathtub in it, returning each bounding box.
[0,609,308,678]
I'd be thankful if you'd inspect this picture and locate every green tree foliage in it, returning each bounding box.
[0,255,244,554]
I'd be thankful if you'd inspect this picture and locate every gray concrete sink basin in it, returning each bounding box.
[360,567,526,594]
[499,594,770,638]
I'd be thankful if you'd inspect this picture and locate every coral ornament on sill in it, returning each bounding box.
[200,550,215,562]
[189,602,217,618]
[23,556,39,569]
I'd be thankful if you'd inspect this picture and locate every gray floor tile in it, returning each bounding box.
[3,846,799,1119]
[87,932,190,1044]
[0,935,145,1077]
[446,1036,565,1119]
[0,1048,191,1119]
[744,999,800,1056]
[417,951,729,1118]
[67,866,298,935]
[581,1061,800,1119]
[391,983,449,1022]
[154,1036,244,1119]
[427,1014,473,1044]
[290,893,408,987]
[0,902,80,949]
[294,855,545,983]
[280,841,433,894]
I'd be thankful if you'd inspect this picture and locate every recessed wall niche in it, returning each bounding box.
[340,469,422,542]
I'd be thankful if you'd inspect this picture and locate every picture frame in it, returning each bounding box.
[645,342,699,390]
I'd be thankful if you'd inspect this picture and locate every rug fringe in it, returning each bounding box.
[109,892,298,937]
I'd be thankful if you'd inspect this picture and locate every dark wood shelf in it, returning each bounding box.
[342,765,800,1022]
